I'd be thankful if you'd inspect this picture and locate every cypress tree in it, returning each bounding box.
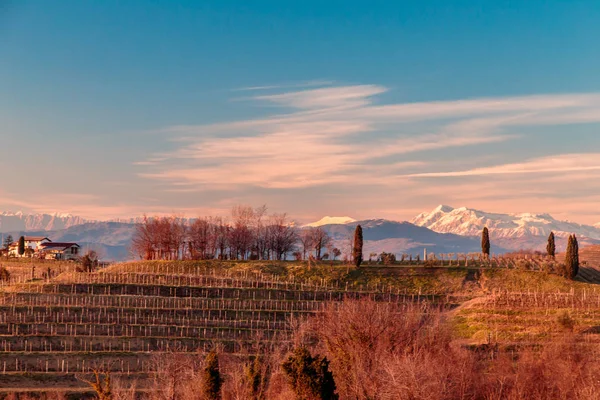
[352,225,363,268]
[546,232,555,258]
[244,356,268,400]
[565,235,580,280]
[481,227,490,259]
[202,351,223,400]
[17,236,25,256]
[573,234,579,277]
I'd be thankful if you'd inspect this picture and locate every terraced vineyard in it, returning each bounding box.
[2,259,599,397]
[454,290,600,345]
[0,262,429,396]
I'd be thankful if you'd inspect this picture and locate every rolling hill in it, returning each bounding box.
[317,219,508,256]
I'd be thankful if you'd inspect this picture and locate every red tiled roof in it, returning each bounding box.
[24,236,50,242]
[39,242,79,249]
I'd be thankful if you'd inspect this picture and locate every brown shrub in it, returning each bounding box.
[150,352,203,400]
[482,338,600,399]
[303,299,479,399]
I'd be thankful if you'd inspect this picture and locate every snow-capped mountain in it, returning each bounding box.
[304,216,356,227]
[412,205,600,251]
[0,212,88,232]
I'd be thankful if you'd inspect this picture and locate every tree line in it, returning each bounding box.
[130,205,346,262]
[481,227,580,280]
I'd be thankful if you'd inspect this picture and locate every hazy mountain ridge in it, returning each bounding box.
[318,219,506,256]
[0,212,88,232]
[2,222,134,261]
[2,207,599,261]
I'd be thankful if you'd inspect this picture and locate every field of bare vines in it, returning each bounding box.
[0,258,599,398]
[0,260,434,397]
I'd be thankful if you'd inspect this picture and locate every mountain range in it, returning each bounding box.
[0,212,87,231]
[412,205,600,252]
[1,207,599,261]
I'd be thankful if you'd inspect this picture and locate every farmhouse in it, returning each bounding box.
[7,236,51,257]
[38,242,81,260]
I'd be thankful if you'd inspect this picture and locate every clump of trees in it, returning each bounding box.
[81,250,100,272]
[282,347,338,400]
[378,252,396,265]
[131,206,334,262]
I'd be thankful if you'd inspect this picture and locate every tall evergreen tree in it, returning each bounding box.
[564,235,572,278]
[573,234,579,277]
[352,225,363,268]
[565,235,580,280]
[202,351,223,400]
[2,235,13,251]
[282,347,338,400]
[17,236,25,256]
[244,356,268,400]
[546,232,555,258]
[481,227,490,259]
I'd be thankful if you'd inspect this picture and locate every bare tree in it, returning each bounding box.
[131,215,158,260]
[229,205,255,260]
[299,229,315,260]
[267,213,298,260]
[253,205,269,260]
[311,228,331,260]
[188,218,213,259]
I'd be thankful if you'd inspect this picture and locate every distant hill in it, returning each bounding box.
[318,219,507,257]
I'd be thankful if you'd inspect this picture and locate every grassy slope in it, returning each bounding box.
[108,261,600,346]
[106,260,592,294]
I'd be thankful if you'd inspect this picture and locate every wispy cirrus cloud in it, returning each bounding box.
[232,80,335,92]
[407,153,600,178]
[253,84,387,109]
[137,84,600,191]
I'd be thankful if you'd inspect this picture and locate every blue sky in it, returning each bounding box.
[1,1,600,223]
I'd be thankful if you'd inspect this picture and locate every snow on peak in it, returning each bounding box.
[0,212,88,232]
[304,216,356,227]
[412,205,600,241]
[435,205,454,213]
